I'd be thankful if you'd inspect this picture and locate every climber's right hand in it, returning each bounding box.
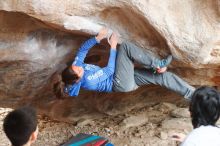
[109,32,118,49]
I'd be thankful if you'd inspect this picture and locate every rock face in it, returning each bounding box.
[0,0,220,122]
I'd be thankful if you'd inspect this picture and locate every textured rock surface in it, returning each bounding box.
[0,0,220,121]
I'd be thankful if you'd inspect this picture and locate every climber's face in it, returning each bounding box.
[71,65,84,82]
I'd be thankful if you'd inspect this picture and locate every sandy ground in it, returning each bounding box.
[0,102,196,146]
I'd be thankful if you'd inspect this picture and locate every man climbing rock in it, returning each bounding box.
[62,28,195,100]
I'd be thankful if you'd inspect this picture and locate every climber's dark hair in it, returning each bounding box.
[62,66,79,85]
[190,86,220,128]
[3,106,37,146]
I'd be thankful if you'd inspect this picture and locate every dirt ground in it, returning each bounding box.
[0,102,196,146]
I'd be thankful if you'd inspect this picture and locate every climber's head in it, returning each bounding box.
[62,65,84,85]
[71,65,84,80]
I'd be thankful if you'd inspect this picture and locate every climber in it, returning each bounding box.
[3,106,38,146]
[62,28,195,99]
[171,86,220,146]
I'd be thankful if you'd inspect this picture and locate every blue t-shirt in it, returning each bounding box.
[66,37,117,96]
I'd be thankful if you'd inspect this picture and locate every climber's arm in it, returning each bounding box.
[72,37,98,66]
[85,32,118,83]
[72,28,108,66]
[102,33,118,77]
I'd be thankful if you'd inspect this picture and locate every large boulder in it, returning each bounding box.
[0,0,219,122]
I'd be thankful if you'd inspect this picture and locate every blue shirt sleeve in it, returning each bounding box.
[72,37,99,66]
[97,48,117,82]
[102,48,117,76]
[68,37,98,97]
